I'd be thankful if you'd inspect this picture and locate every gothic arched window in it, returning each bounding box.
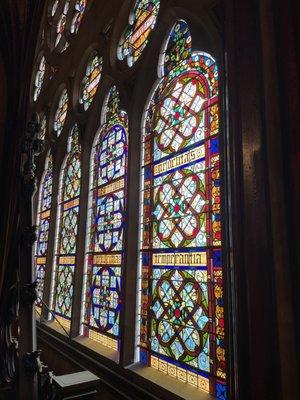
[138,20,225,396]
[31,2,229,399]
[35,152,53,309]
[82,86,129,351]
[51,125,81,330]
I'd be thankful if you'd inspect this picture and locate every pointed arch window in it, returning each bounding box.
[138,20,225,397]
[82,86,129,351]
[51,125,81,330]
[32,4,231,398]
[117,0,160,67]
[35,152,53,309]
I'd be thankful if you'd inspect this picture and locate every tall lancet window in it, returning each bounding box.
[35,152,53,309]
[82,86,128,351]
[138,20,225,397]
[51,125,81,330]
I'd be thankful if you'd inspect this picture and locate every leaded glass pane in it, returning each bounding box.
[55,0,70,52]
[51,0,59,17]
[70,0,88,34]
[79,53,103,111]
[39,113,47,141]
[54,88,69,137]
[33,55,46,102]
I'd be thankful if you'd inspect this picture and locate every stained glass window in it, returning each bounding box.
[39,114,47,141]
[51,0,59,17]
[55,0,70,52]
[51,125,81,330]
[117,0,160,67]
[79,53,103,111]
[82,86,129,351]
[70,0,88,34]
[33,55,46,102]
[35,152,53,309]
[54,88,69,137]
[138,20,226,397]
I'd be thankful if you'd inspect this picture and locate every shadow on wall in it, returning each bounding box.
[38,339,125,400]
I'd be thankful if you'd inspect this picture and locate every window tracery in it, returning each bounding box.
[117,0,160,67]
[50,0,88,52]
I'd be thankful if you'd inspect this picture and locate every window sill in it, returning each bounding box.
[127,363,213,400]
[73,336,119,364]
[37,324,215,400]
[43,319,69,337]
[39,321,119,363]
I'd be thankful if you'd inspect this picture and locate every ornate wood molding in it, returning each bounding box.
[0,283,19,385]
[0,113,45,395]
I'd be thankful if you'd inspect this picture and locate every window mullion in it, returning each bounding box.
[70,142,90,339]
[119,110,141,366]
